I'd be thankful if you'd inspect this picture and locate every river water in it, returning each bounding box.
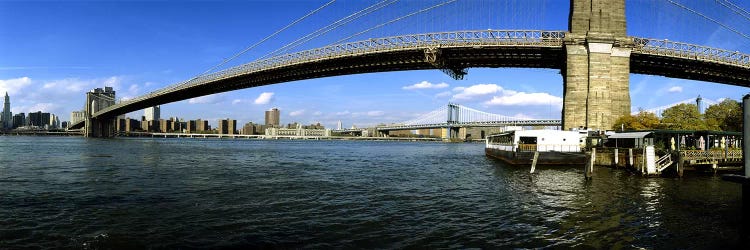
[0,136,745,248]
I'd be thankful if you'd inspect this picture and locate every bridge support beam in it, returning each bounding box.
[563,0,632,131]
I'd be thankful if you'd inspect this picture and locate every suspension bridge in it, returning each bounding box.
[69,0,750,137]
[377,103,559,132]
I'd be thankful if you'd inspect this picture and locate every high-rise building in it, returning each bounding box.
[265,108,280,127]
[12,113,24,129]
[2,92,12,129]
[337,120,342,130]
[70,111,86,125]
[28,111,51,128]
[218,119,237,135]
[144,106,160,121]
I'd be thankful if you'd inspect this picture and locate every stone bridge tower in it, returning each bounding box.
[84,87,116,137]
[563,0,632,130]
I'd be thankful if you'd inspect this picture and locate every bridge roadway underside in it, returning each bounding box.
[93,46,565,120]
[631,53,750,86]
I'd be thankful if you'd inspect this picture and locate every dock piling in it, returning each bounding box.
[530,151,539,173]
[585,148,595,179]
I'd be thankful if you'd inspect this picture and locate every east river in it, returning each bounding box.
[0,136,745,248]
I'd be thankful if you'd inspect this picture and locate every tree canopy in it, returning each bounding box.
[704,99,742,131]
[660,103,706,130]
[612,110,660,130]
[610,98,744,132]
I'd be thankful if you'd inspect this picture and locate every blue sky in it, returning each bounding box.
[1,0,749,129]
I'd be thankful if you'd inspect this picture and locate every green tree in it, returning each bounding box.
[660,103,706,130]
[612,110,660,130]
[704,99,742,131]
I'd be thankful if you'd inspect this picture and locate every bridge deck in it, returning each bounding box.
[90,30,750,121]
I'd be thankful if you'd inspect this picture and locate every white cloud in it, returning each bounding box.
[668,86,683,93]
[367,111,385,116]
[452,84,502,100]
[0,77,32,95]
[188,93,223,104]
[434,91,451,98]
[512,113,534,120]
[335,111,350,116]
[313,111,323,116]
[26,103,59,113]
[402,81,449,90]
[485,92,563,107]
[254,92,274,105]
[289,109,305,117]
[232,99,242,105]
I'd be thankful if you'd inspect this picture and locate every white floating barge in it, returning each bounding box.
[485,130,587,166]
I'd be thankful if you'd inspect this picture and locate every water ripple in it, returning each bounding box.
[0,137,743,248]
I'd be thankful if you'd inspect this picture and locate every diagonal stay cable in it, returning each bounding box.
[329,0,458,46]
[194,0,336,78]
[666,0,750,41]
[724,0,750,17]
[715,0,750,22]
[261,0,398,60]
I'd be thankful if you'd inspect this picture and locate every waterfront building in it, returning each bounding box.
[265,123,331,137]
[218,119,237,134]
[186,120,196,133]
[61,121,68,129]
[28,111,51,128]
[265,108,280,127]
[1,92,12,129]
[159,119,172,133]
[50,114,60,129]
[144,106,160,121]
[12,113,25,129]
[241,122,265,135]
[337,120,342,130]
[117,118,142,132]
[70,111,86,125]
[196,119,209,132]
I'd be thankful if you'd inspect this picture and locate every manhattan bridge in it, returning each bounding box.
[69,0,750,137]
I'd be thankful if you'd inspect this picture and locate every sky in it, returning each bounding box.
[1,0,749,129]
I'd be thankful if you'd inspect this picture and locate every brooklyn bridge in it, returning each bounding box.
[69,0,750,137]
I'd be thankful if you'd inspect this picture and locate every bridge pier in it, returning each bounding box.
[563,0,632,131]
[85,117,116,138]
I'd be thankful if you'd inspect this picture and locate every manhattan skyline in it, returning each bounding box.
[1,0,749,129]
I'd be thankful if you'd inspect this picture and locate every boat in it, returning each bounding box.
[485,130,587,166]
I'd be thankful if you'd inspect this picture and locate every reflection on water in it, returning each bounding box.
[0,136,744,248]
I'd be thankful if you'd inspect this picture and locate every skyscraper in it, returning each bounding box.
[144,106,160,121]
[265,108,280,127]
[2,92,12,129]
[337,120,342,130]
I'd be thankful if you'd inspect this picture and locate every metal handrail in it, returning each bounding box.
[632,37,750,68]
